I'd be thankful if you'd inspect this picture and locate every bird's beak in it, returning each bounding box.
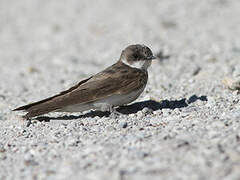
[146,55,157,60]
[151,55,157,60]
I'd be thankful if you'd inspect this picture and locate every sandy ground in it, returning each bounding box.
[1,0,240,179]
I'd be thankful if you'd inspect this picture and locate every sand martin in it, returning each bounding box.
[13,44,156,118]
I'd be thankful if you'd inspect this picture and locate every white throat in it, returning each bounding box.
[121,58,152,70]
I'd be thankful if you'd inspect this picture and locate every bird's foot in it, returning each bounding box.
[109,106,123,119]
[21,115,32,127]
[97,104,123,118]
[110,111,122,119]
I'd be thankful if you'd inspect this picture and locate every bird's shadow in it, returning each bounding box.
[35,95,207,122]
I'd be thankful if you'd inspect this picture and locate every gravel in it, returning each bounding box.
[1,0,240,179]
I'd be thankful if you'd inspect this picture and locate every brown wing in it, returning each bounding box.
[13,61,148,118]
[76,61,148,100]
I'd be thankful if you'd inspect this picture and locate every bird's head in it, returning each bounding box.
[120,44,156,70]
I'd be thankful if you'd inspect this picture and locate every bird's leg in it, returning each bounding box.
[109,105,122,119]
[97,103,122,118]
[21,115,32,127]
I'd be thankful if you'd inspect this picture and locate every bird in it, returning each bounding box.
[13,44,157,119]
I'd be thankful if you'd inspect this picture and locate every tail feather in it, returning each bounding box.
[13,97,60,118]
[12,91,71,118]
[13,95,57,112]
[13,76,93,118]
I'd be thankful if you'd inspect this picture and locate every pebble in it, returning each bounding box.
[106,126,116,132]
[0,94,6,100]
[0,143,5,153]
[162,109,171,116]
[142,107,153,115]
[119,122,128,128]
[223,77,240,91]
[137,111,144,118]
[233,65,240,77]
[65,136,79,147]
[0,153,6,160]
[149,118,161,126]
[206,96,216,107]
[28,67,39,73]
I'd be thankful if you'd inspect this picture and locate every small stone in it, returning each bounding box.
[61,123,68,128]
[195,99,206,106]
[204,54,217,63]
[173,108,180,115]
[236,134,240,142]
[24,152,33,161]
[119,122,128,128]
[0,144,5,153]
[233,90,239,96]
[223,77,240,90]
[162,109,171,116]
[129,113,135,117]
[24,159,38,166]
[176,140,190,148]
[0,153,6,160]
[137,111,144,118]
[106,126,115,131]
[161,20,177,29]
[65,137,79,146]
[28,67,39,73]
[52,24,61,32]
[192,66,201,76]
[233,65,240,77]
[206,96,216,107]
[0,94,6,100]
[149,118,160,126]
[136,151,149,158]
[142,107,153,115]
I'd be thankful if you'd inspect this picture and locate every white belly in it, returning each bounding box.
[94,86,145,107]
[57,86,146,112]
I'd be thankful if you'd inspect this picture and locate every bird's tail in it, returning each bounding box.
[13,96,60,118]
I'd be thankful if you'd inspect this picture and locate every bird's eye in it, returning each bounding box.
[144,50,150,57]
[132,53,139,60]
